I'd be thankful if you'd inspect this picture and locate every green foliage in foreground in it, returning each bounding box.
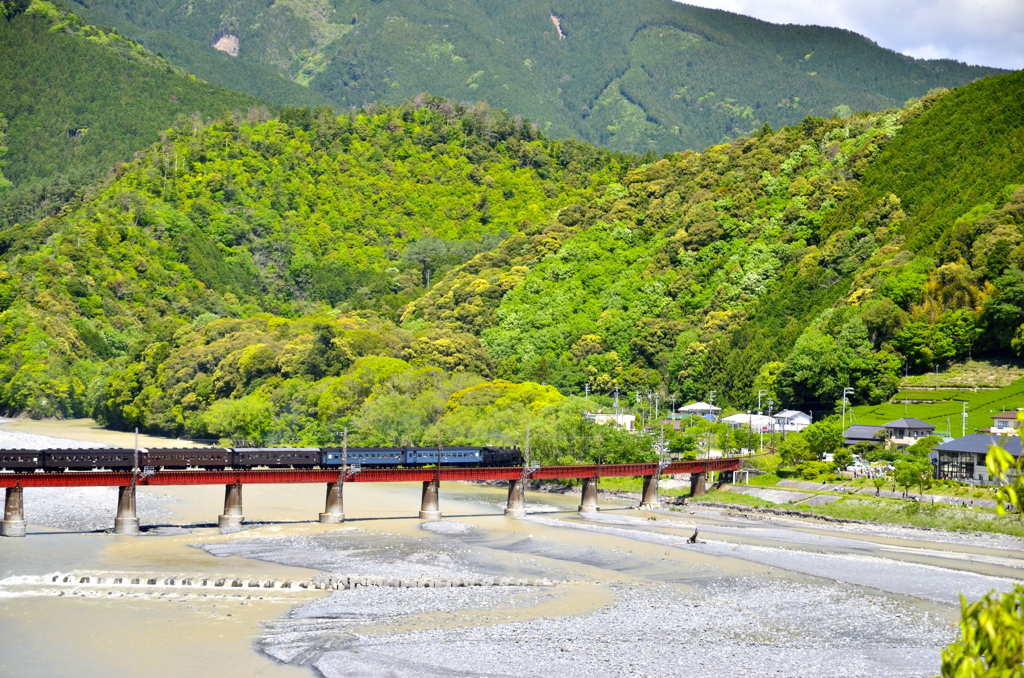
[940,434,1024,677]
[0,1,263,225]
[942,587,1024,677]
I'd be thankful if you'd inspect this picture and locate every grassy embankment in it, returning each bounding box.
[686,434,1024,536]
[692,487,1024,538]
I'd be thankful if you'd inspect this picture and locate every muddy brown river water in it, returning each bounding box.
[1,421,1022,677]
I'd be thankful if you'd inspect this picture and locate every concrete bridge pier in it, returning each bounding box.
[1,486,26,537]
[218,482,244,528]
[690,472,706,497]
[504,478,526,517]
[639,475,660,510]
[114,485,140,535]
[419,480,441,520]
[578,477,599,513]
[319,482,344,524]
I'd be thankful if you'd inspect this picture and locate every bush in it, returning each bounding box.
[796,460,832,480]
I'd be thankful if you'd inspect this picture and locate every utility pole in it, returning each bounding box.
[757,389,767,454]
[962,402,968,438]
[841,387,855,430]
[767,399,775,451]
[584,383,591,398]
[341,427,348,480]
[904,356,910,416]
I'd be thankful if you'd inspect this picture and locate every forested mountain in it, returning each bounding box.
[62,0,1001,156]
[0,99,626,428]
[0,0,266,226]
[1,69,1022,447]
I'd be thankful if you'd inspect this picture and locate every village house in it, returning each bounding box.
[980,409,1023,436]
[843,425,886,447]
[583,411,636,431]
[881,417,937,447]
[677,401,721,422]
[934,434,1022,484]
[722,413,774,431]
[773,410,812,432]
[843,417,936,449]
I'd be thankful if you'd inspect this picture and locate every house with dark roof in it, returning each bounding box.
[881,418,936,448]
[934,434,1023,484]
[843,425,886,447]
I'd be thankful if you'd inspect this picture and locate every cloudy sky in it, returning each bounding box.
[678,0,1024,70]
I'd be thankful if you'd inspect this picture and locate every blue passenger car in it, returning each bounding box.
[321,447,404,468]
[404,447,484,465]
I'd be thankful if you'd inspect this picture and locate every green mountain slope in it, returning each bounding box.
[59,0,333,109]
[0,0,265,225]
[458,72,1024,411]
[0,100,625,420]
[3,71,1024,442]
[63,0,1003,156]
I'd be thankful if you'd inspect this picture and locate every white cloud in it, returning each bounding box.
[677,0,1024,70]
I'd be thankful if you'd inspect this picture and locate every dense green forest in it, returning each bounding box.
[1,64,1023,450]
[62,0,1001,156]
[0,0,266,226]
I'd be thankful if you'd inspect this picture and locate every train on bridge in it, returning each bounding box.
[0,446,524,473]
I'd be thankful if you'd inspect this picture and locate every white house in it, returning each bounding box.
[584,412,636,431]
[722,413,774,430]
[774,410,812,432]
[678,401,722,422]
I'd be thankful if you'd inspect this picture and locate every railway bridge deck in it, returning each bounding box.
[0,459,740,536]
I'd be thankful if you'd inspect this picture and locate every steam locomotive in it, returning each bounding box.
[0,446,523,473]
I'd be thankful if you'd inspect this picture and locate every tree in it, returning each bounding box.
[871,473,888,496]
[894,457,932,498]
[803,420,844,460]
[778,434,813,467]
[667,431,699,460]
[201,393,274,445]
[831,447,853,471]
[941,587,1024,677]
[986,438,1024,522]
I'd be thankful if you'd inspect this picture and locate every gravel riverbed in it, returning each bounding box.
[260,576,954,678]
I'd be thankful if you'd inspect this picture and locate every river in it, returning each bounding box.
[1,420,1022,677]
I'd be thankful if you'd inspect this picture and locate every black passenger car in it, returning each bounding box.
[43,449,136,472]
[0,451,42,472]
[232,447,321,469]
[143,448,232,470]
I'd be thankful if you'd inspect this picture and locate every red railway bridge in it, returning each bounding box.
[0,459,740,537]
